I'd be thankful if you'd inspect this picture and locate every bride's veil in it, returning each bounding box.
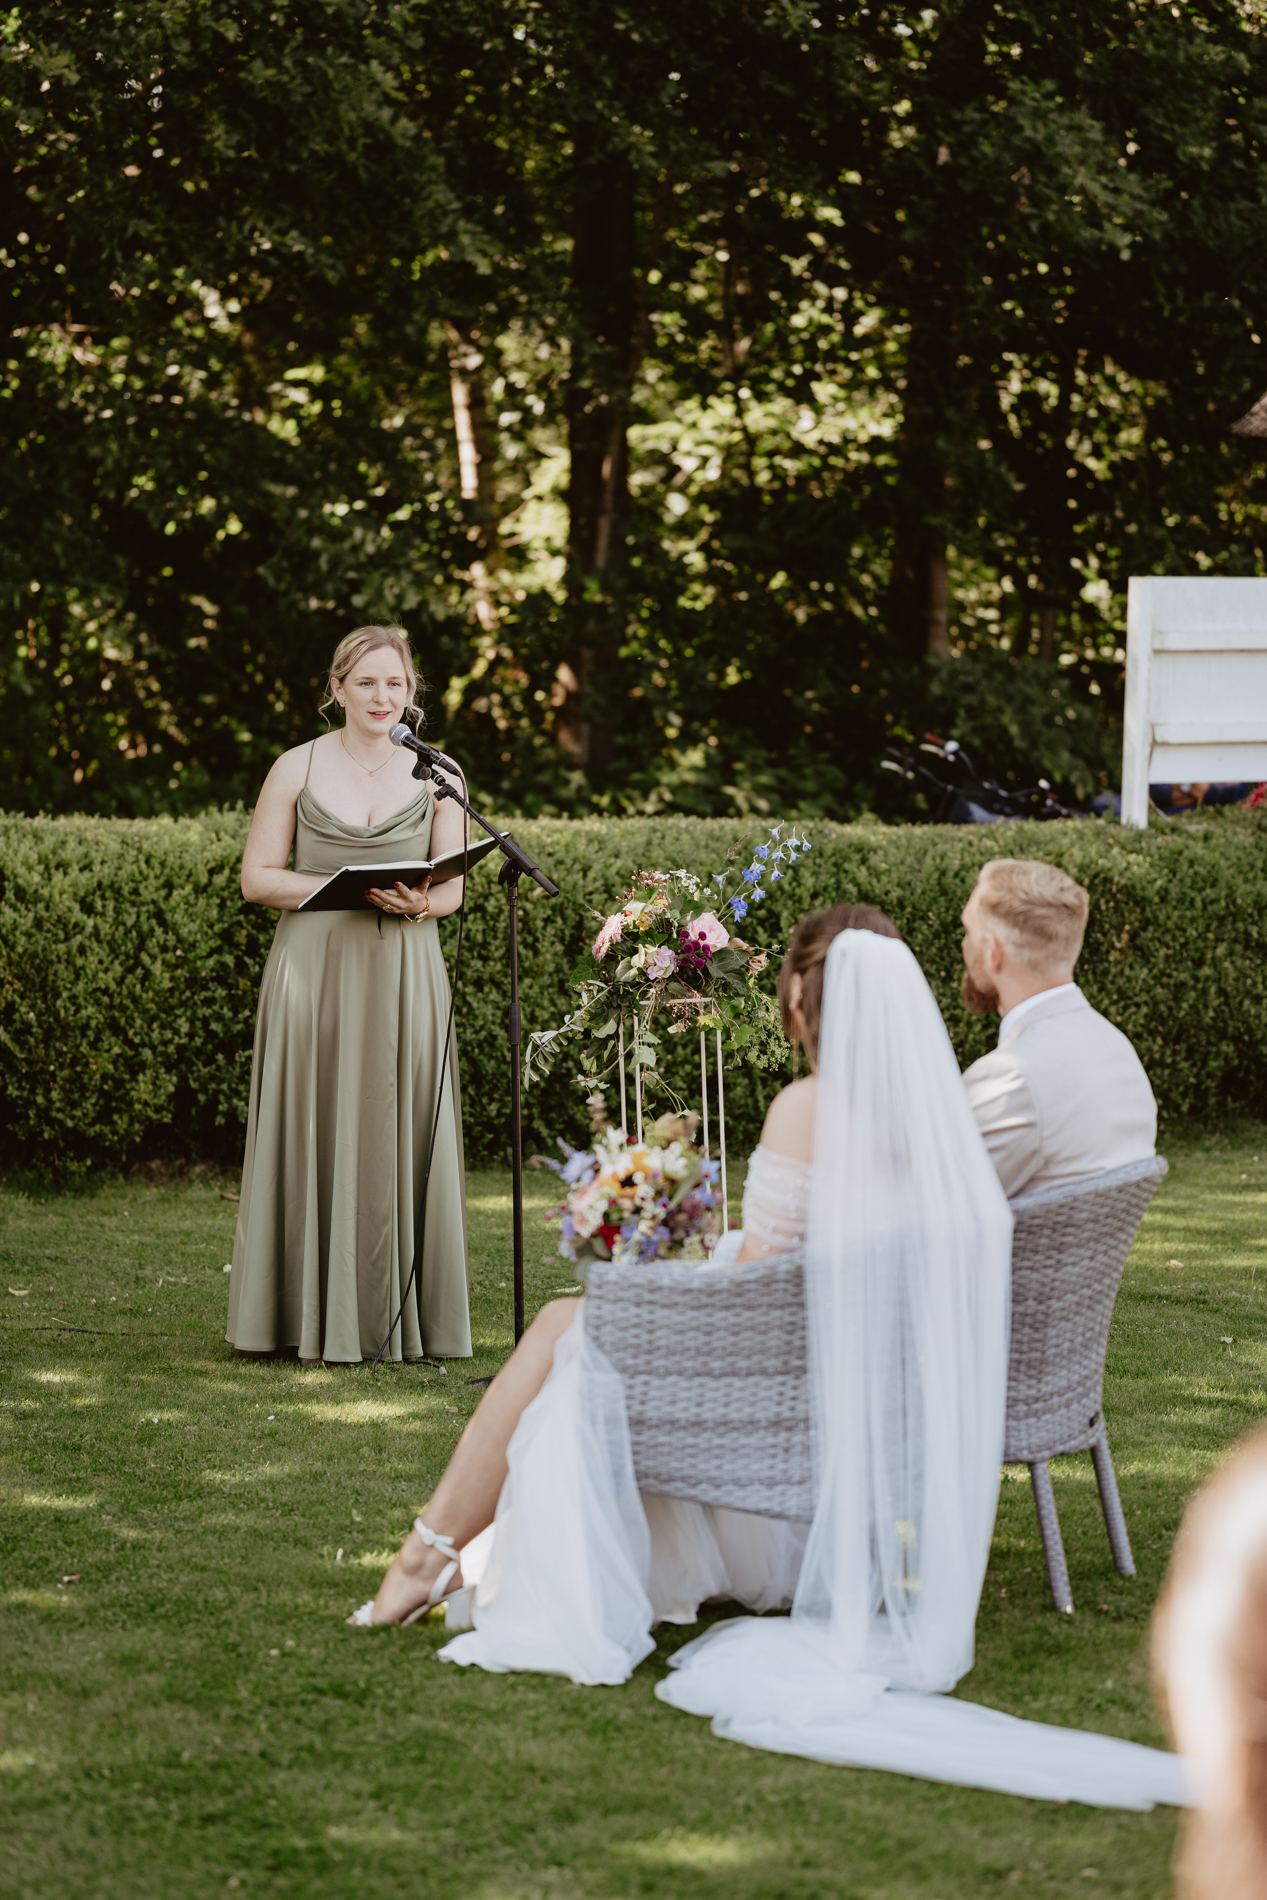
[795,928,1011,1689]
[659,928,1188,1808]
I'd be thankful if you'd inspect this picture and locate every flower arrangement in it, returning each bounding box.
[522,823,811,1106]
[542,1112,722,1274]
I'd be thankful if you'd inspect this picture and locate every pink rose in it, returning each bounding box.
[592,913,624,960]
[689,912,729,952]
[645,944,677,980]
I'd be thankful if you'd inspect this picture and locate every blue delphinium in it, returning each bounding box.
[731,897,749,920]
[742,865,761,884]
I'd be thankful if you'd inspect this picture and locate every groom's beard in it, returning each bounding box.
[961,967,999,1016]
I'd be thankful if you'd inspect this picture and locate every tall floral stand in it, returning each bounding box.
[615,1025,730,1235]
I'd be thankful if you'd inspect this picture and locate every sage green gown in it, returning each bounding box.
[226,780,471,1363]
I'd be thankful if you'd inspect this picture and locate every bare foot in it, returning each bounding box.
[346,1525,462,1627]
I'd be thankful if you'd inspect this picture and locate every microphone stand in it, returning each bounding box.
[409,751,559,1345]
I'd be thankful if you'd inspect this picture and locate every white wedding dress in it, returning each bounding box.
[442,933,1188,1812]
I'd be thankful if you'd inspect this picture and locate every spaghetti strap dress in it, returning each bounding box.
[226,766,471,1363]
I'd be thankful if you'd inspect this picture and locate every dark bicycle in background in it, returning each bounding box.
[880,738,1084,824]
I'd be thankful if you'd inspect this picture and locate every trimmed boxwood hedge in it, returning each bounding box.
[1,808,1264,1173]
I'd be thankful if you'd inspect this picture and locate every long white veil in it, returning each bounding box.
[658,930,1187,1809]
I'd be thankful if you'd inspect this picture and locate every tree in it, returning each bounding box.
[3,0,1267,824]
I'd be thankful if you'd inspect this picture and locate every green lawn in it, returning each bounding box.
[3,1129,1266,1900]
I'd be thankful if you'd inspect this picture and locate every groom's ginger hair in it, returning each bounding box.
[778,904,901,1064]
[974,859,1089,973]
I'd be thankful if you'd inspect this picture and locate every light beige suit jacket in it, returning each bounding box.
[963,986,1156,1200]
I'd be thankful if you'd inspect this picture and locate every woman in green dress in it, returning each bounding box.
[227,625,471,1365]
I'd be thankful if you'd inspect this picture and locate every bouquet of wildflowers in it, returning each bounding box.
[523,823,810,1103]
[542,1112,722,1275]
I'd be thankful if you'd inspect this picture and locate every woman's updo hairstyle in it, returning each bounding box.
[777,903,902,1065]
[319,625,424,731]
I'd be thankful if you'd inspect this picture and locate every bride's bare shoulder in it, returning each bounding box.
[758,1077,817,1165]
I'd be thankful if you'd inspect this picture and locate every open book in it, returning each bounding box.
[297,832,504,912]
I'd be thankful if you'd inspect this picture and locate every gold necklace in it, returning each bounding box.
[339,727,395,777]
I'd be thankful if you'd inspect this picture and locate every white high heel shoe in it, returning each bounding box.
[347,1520,465,1628]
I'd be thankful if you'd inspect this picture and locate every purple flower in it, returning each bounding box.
[677,926,713,975]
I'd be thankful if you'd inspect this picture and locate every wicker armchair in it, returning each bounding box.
[1004,1155,1168,1612]
[586,1248,814,1523]
[586,1155,1167,1615]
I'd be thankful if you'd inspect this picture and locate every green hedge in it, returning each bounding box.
[1,809,1264,1173]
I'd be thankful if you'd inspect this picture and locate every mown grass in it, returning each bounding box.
[3,1128,1266,1900]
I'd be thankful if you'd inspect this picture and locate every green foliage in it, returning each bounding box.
[0,807,275,1163]
[921,647,1123,806]
[4,3,1267,822]
[2,810,1265,1174]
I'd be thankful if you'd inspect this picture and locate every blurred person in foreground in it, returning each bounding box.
[960,857,1157,1198]
[1154,1425,1267,1897]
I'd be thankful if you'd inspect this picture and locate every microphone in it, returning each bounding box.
[388,724,462,775]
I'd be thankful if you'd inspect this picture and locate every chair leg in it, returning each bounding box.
[1091,1432,1136,1578]
[1029,1461,1074,1613]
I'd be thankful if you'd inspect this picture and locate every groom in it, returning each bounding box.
[960,858,1156,1199]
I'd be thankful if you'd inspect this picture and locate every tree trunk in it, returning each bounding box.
[557,138,636,773]
[928,544,949,657]
[888,311,955,661]
[445,322,502,636]
[1037,601,1058,662]
[1033,352,1075,666]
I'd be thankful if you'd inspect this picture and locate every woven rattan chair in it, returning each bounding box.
[585,1154,1168,1611]
[586,1248,814,1522]
[1004,1155,1168,1612]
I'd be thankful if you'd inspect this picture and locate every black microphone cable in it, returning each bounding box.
[371,762,471,1379]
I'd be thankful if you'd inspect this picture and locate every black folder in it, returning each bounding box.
[297,832,504,912]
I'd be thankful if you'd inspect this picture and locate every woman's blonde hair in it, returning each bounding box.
[319,625,424,729]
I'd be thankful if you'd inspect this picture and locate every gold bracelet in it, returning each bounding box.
[409,895,431,923]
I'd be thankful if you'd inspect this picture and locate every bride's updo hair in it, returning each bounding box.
[319,625,424,730]
[778,903,902,1063]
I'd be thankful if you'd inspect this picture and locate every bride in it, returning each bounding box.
[352,905,1187,1810]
